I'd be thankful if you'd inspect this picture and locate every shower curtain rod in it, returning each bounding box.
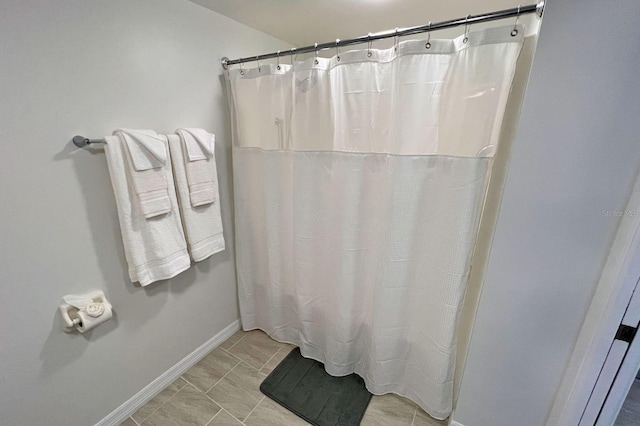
[221,1,544,69]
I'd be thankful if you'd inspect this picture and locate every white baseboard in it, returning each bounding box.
[95,319,241,426]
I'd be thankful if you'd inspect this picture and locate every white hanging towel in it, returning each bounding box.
[104,133,191,286]
[115,129,171,218]
[175,128,217,207]
[168,132,225,261]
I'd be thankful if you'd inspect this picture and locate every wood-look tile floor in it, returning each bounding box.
[615,379,640,426]
[120,330,447,426]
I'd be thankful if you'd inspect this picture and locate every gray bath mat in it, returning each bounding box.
[260,347,373,426]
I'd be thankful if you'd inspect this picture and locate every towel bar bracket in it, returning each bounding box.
[73,135,106,148]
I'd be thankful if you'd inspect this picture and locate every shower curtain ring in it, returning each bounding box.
[336,39,341,62]
[425,21,432,49]
[367,33,373,57]
[463,14,470,44]
[276,50,281,70]
[314,43,319,65]
[239,62,245,75]
[394,27,400,52]
[290,47,296,65]
[256,56,261,72]
[511,5,521,36]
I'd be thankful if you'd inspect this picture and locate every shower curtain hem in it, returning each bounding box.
[233,145,495,160]
[241,325,452,420]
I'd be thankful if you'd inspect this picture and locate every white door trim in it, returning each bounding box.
[546,172,640,426]
[579,340,630,425]
[596,281,640,425]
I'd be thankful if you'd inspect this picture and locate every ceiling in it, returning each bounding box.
[190,0,528,47]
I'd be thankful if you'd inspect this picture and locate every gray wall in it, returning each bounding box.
[0,1,288,425]
[453,1,640,425]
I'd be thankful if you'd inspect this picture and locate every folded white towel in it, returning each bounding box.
[104,135,191,286]
[168,133,225,261]
[176,128,216,207]
[115,129,171,218]
[176,128,214,160]
[117,128,168,169]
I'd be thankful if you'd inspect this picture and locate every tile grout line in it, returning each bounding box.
[222,348,246,366]
[220,342,254,368]
[221,407,246,426]
[203,392,222,407]
[221,343,269,372]
[136,332,286,426]
[203,359,243,394]
[222,330,287,372]
[410,406,417,426]
[259,345,285,371]
[132,378,186,424]
[227,354,270,375]
[204,342,270,423]
[243,395,266,424]
[202,393,249,425]
[203,407,222,426]
[202,359,268,422]
[146,381,201,422]
[224,331,248,352]
[179,375,201,392]
[130,333,250,426]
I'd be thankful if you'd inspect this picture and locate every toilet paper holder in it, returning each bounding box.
[59,290,113,333]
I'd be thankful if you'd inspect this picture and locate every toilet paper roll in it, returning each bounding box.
[74,302,112,333]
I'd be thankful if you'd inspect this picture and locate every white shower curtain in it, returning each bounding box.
[226,25,523,419]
